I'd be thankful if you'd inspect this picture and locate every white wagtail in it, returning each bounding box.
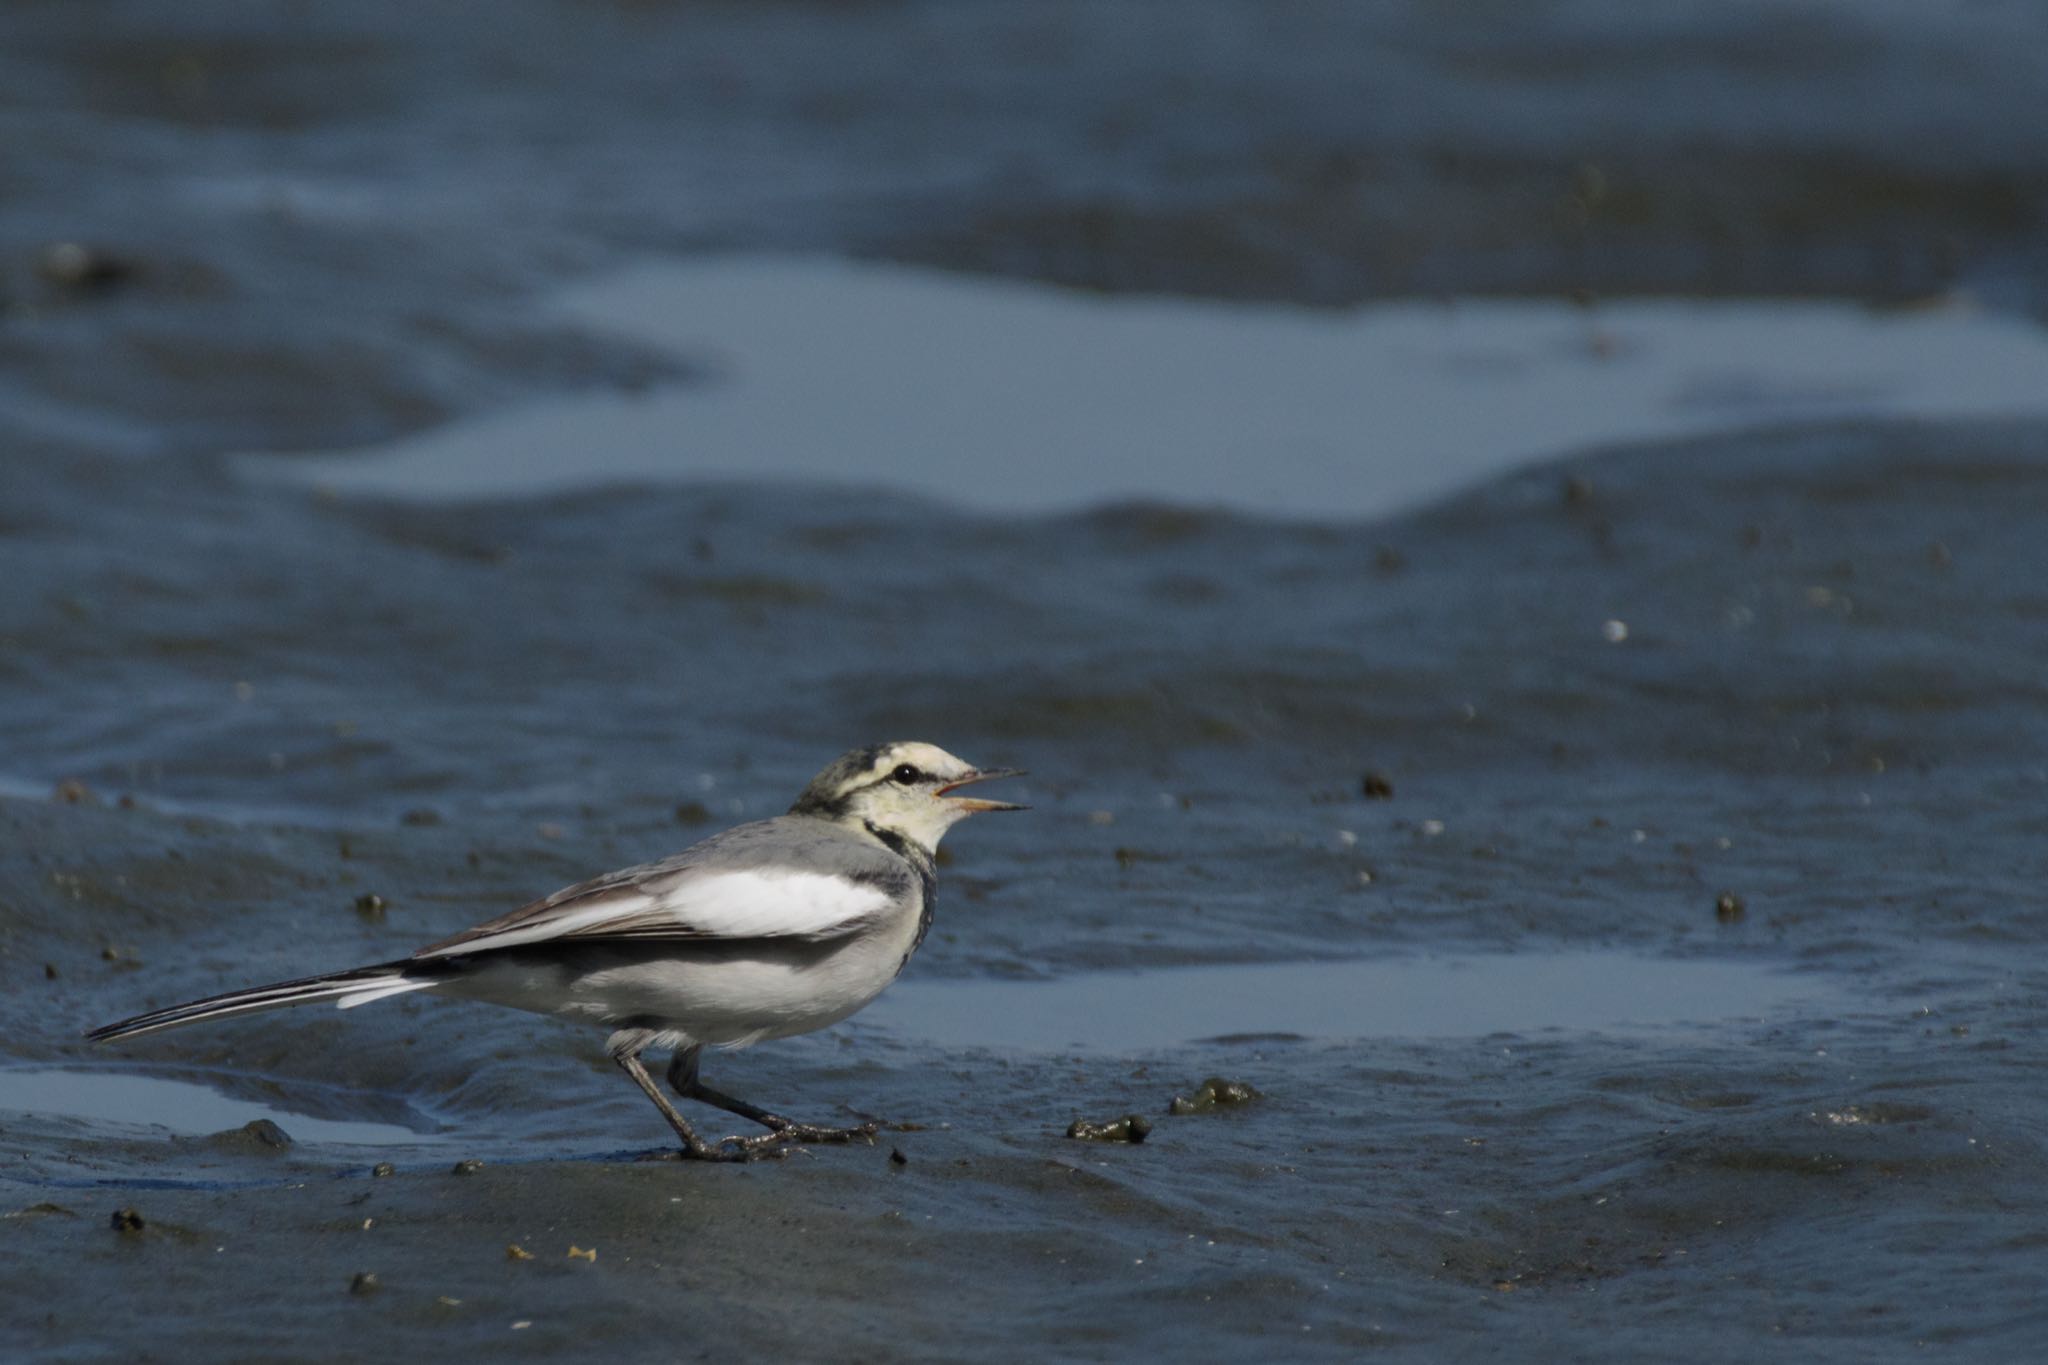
[87,742,1024,1161]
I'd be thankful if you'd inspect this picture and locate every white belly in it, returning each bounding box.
[438,906,924,1049]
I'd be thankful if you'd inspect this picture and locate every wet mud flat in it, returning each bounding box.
[7,2,2048,1357]
[6,418,2048,1359]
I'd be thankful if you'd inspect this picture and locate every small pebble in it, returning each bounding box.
[38,241,135,291]
[1361,772,1394,800]
[349,1272,380,1297]
[370,1162,396,1178]
[889,1147,909,1166]
[1168,1077,1262,1116]
[1065,1115,1152,1143]
[1601,619,1629,643]
[109,1207,145,1234]
[567,1246,597,1262]
[1715,892,1746,924]
[450,1158,484,1176]
[506,1244,534,1261]
[353,893,388,920]
[240,1119,293,1149]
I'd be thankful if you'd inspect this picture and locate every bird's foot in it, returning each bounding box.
[773,1120,880,1146]
[713,1121,878,1157]
[712,1131,807,1159]
[647,1138,789,1163]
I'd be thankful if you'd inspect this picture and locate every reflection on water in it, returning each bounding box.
[252,256,2048,516]
[873,953,1834,1053]
[0,1069,434,1146]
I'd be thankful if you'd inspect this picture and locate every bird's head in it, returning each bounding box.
[790,741,1025,852]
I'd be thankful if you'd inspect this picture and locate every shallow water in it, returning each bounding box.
[7,3,2048,1362]
[873,952,1838,1051]
[0,1069,431,1147]
[250,257,2048,516]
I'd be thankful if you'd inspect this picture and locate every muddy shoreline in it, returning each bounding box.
[6,3,2048,1359]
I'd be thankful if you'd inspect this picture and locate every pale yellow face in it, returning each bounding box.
[793,741,1021,851]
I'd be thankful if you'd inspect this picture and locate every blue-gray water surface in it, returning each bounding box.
[5,4,2048,1362]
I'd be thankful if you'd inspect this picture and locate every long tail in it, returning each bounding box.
[85,960,438,1043]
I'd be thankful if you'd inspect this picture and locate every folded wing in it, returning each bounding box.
[413,866,896,960]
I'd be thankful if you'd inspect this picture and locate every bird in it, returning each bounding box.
[86,742,1024,1161]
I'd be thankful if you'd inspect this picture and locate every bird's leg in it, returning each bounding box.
[665,1047,879,1150]
[611,1035,776,1163]
[690,1079,881,1148]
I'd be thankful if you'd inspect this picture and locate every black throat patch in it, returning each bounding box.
[864,819,938,959]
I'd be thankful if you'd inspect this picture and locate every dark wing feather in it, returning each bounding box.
[412,817,916,960]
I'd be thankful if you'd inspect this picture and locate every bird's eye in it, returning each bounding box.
[889,763,923,784]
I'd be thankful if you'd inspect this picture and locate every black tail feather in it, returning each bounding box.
[85,959,423,1043]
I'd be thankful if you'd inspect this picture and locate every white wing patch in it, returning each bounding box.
[414,871,891,960]
[623,870,892,940]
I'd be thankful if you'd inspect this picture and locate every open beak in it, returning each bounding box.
[936,768,1028,812]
